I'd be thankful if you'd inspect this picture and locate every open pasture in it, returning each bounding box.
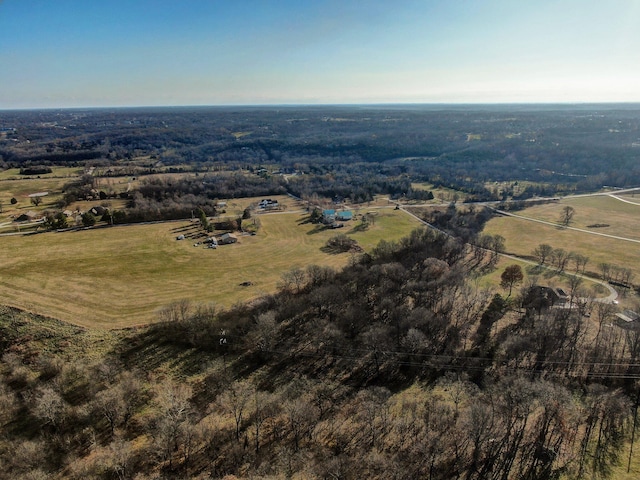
[485,195,640,280]
[411,182,466,203]
[0,167,83,223]
[511,195,640,241]
[0,206,420,328]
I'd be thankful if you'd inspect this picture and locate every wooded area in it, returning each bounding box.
[2,105,640,479]
[1,226,638,479]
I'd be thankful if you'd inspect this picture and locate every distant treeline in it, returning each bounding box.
[3,105,640,202]
[19,166,52,175]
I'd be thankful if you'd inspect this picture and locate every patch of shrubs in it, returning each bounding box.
[325,233,362,253]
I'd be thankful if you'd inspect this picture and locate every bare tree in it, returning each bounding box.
[552,248,570,272]
[252,389,278,453]
[559,205,575,226]
[600,262,611,281]
[219,379,252,442]
[154,380,193,468]
[284,395,317,451]
[33,387,67,430]
[94,385,128,436]
[532,243,554,265]
[255,310,279,352]
[278,267,307,293]
[572,253,589,274]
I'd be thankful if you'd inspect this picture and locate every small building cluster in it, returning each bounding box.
[259,199,280,211]
[322,209,353,228]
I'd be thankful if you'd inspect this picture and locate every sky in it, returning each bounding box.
[1,0,640,108]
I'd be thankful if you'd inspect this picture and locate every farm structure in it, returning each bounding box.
[218,233,238,245]
[323,209,352,225]
[336,211,353,221]
[522,285,569,313]
[259,199,280,211]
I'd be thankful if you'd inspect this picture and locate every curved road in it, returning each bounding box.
[493,209,640,245]
[399,205,619,304]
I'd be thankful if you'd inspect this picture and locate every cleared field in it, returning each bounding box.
[484,195,640,280]
[0,169,82,225]
[411,182,466,203]
[0,207,421,328]
[0,166,82,181]
[513,195,640,241]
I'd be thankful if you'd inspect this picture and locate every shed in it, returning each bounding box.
[218,233,238,245]
[336,211,353,221]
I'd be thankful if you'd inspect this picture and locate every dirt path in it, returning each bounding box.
[494,209,640,245]
[609,194,640,206]
[398,205,618,303]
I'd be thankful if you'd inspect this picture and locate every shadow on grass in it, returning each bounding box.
[297,216,314,225]
[306,225,328,235]
[347,223,368,234]
[320,245,349,255]
[526,264,560,280]
[526,265,545,276]
[170,224,199,233]
[112,328,212,377]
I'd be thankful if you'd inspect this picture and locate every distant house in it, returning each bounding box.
[216,201,227,208]
[14,211,39,222]
[322,209,336,224]
[259,199,279,210]
[218,233,238,245]
[522,286,569,313]
[336,211,353,221]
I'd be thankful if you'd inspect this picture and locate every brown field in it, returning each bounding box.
[485,195,640,282]
[512,195,640,241]
[0,205,421,329]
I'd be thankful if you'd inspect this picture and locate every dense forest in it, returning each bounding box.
[2,105,640,206]
[1,224,638,479]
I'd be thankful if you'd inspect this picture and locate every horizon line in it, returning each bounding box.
[3,100,640,112]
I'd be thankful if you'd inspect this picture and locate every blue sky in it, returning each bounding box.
[1,0,639,108]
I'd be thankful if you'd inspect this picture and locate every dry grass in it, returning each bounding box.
[410,182,466,202]
[0,168,84,226]
[484,195,640,282]
[0,207,421,329]
[514,196,640,241]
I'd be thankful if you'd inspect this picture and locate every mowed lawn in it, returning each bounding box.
[484,195,640,279]
[0,208,421,328]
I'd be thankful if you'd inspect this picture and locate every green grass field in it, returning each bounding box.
[0,207,421,328]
